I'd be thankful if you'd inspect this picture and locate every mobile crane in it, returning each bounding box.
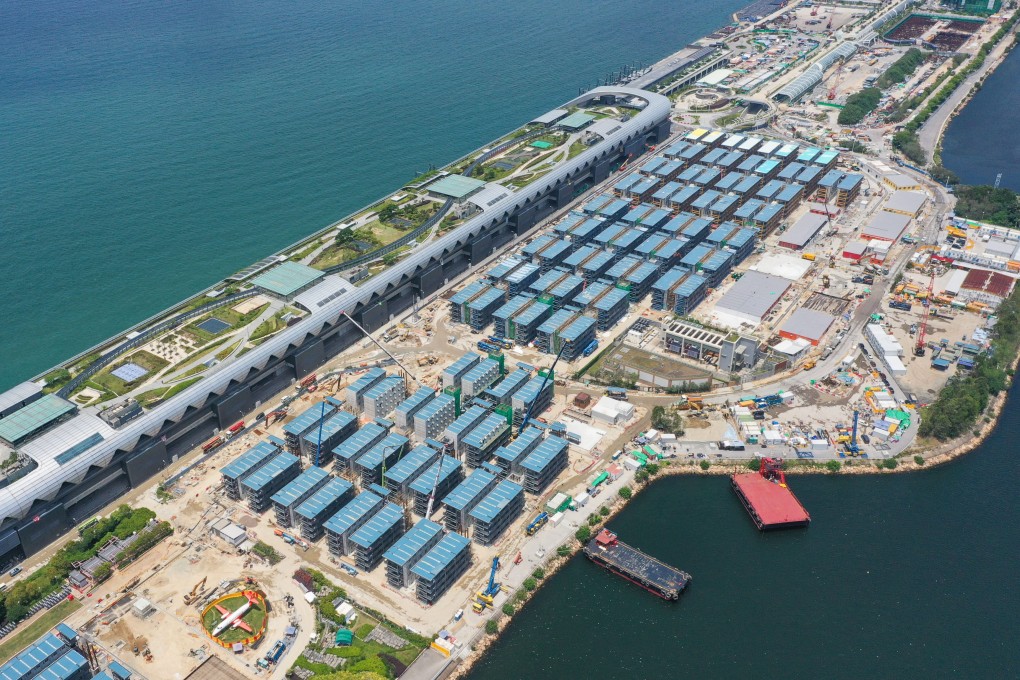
[472,557,501,613]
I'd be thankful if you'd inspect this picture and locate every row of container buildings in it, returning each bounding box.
[447,129,854,348]
[217,351,571,605]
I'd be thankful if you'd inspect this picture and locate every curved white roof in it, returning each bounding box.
[0,86,671,525]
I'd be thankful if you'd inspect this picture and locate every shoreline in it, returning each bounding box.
[447,353,1020,678]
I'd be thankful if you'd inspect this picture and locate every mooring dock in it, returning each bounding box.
[583,529,691,600]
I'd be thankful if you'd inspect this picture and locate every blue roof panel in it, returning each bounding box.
[411,532,471,581]
[383,518,444,567]
[469,480,524,524]
[294,477,354,521]
[349,502,404,549]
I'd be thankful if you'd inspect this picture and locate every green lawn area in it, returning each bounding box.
[568,141,587,159]
[202,595,267,644]
[250,314,287,342]
[311,243,362,270]
[0,599,81,664]
[135,377,203,408]
[88,350,170,397]
[289,239,324,262]
[184,303,270,345]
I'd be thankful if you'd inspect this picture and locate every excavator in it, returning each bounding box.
[183,577,207,605]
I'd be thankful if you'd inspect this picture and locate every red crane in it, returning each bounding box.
[827,60,844,100]
[914,270,937,357]
[759,457,788,487]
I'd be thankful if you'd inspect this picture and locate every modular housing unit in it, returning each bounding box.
[442,469,498,532]
[443,353,481,391]
[383,518,444,588]
[519,435,570,494]
[492,426,544,477]
[300,409,357,466]
[480,367,532,406]
[462,359,501,400]
[384,443,441,496]
[462,412,511,469]
[409,455,464,517]
[345,368,386,413]
[349,502,405,571]
[444,405,489,458]
[240,451,301,513]
[363,376,406,421]
[333,421,389,473]
[271,465,331,528]
[283,397,343,454]
[394,386,436,430]
[354,433,409,487]
[294,476,356,541]
[221,438,283,500]
[411,532,472,605]
[469,480,525,545]
[413,393,458,442]
[511,375,554,428]
[323,490,385,556]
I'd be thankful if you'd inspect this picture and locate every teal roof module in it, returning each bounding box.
[301,410,356,449]
[469,480,524,524]
[295,477,354,521]
[323,491,384,535]
[349,502,403,549]
[520,435,569,473]
[333,422,387,466]
[240,451,299,493]
[463,413,509,449]
[386,444,440,487]
[383,518,443,567]
[221,440,281,480]
[486,369,531,401]
[0,394,75,445]
[443,469,497,512]
[357,433,409,471]
[411,532,471,581]
[271,465,329,507]
[395,386,436,419]
[409,455,462,495]
[251,261,324,297]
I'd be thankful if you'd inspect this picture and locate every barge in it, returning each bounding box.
[583,529,691,600]
[731,457,810,530]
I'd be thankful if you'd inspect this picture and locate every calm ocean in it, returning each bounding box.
[0,0,744,389]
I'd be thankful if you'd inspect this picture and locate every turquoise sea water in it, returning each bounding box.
[0,0,745,389]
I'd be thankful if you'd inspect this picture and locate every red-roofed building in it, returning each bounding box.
[962,269,1015,299]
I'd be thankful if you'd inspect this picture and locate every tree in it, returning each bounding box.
[502,603,515,616]
[382,252,400,266]
[825,460,841,474]
[635,469,650,484]
[914,455,926,466]
[699,460,711,471]
[599,506,610,517]
[377,204,396,222]
[556,545,571,557]
[523,578,538,592]
[575,526,592,543]
[532,568,545,580]
[587,514,600,526]
[335,229,356,245]
[650,405,684,435]
[618,486,632,500]
[746,458,760,471]
[485,619,499,635]
[515,589,528,602]
[645,463,660,476]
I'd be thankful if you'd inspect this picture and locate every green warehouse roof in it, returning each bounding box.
[428,174,486,199]
[251,261,324,297]
[0,394,75,445]
[557,112,596,130]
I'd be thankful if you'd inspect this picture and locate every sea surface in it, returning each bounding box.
[468,384,1020,680]
[941,42,1020,191]
[0,0,745,389]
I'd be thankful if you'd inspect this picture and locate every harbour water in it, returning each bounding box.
[0,0,745,390]
[468,384,1020,679]
[941,43,1020,191]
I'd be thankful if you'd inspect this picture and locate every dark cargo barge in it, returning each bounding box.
[583,529,691,600]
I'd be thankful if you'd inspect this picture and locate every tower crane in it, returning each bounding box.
[914,270,937,357]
